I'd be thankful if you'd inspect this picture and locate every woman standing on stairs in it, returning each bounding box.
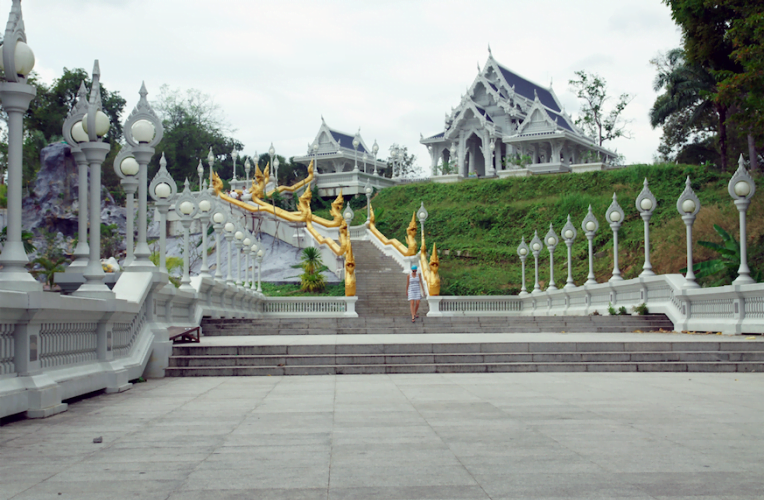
[407,265,426,322]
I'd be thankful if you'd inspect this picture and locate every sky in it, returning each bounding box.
[22,0,682,167]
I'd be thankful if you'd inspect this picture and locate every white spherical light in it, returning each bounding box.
[81,110,111,137]
[213,212,225,224]
[735,181,751,197]
[609,211,621,222]
[120,157,139,176]
[257,249,265,257]
[564,229,574,239]
[224,222,235,233]
[71,121,88,143]
[155,182,171,199]
[585,221,596,231]
[199,200,211,212]
[682,199,696,214]
[235,231,244,240]
[547,237,556,246]
[532,243,541,251]
[0,41,36,76]
[179,201,194,215]
[251,244,259,252]
[243,238,252,246]
[640,198,653,211]
[132,119,155,143]
[519,247,527,256]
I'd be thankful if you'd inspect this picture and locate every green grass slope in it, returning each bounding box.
[368,164,764,295]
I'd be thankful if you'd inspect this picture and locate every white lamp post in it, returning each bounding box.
[244,157,251,183]
[372,140,379,175]
[417,202,429,241]
[174,179,199,292]
[488,139,496,177]
[364,182,373,225]
[196,160,204,191]
[62,82,90,273]
[148,153,177,275]
[224,222,235,286]
[273,156,280,186]
[234,227,245,288]
[530,231,542,294]
[581,205,599,285]
[231,148,238,182]
[363,152,369,174]
[606,193,625,282]
[313,142,319,175]
[677,176,701,288]
[343,204,354,226]
[211,207,228,282]
[207,147,215,193]
[254,238,260,291]
[635,178,657,277]
[196,189,214,279]
[242,235,252,289]
[729,154,757,285]
[561,215,577,289]
[74,61,114,298]
[268,143,276,182]
[113,146,139,268]
[123,81,163,273]
[544,224,559,291]
[517,237,530,296]
[256,248,265,292]
[0,0,39,292]
[352,131,360,172]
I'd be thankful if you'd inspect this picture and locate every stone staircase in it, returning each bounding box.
[352,241,429,318]
[199,315,675,336]
[166,339,764,376]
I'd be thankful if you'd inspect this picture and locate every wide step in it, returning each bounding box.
[166,339,764,376]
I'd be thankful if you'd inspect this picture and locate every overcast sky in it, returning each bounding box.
[23,0,682,167]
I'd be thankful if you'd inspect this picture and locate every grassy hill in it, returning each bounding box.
[365,164,764,295]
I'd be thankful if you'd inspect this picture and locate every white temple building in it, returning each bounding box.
[421,49,618,180]
[293,118,396,197]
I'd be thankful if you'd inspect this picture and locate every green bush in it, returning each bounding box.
[0,183,6,208]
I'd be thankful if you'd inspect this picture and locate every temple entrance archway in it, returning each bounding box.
[465,133,485,177]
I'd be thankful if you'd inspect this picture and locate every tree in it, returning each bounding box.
[291,247,328,293]
[661,0,750,171]
[150,85,243,184]
[568,70,633,146]
[714,2,764,171]
[650,48,723,165]
[387,144,417,178]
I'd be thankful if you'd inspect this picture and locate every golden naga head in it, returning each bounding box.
[211,171,224,195]
[429,243,440,272]
[297,182,313,214]
[406,212,418,238]
[330,190,344,219]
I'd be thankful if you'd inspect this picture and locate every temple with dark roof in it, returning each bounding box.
[420,48,618,179]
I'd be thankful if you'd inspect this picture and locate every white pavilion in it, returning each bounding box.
[293,118,395,197]
[421,48,618,180]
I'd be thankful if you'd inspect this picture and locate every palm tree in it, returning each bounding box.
[650,48,730,171]
[292,247,328,293]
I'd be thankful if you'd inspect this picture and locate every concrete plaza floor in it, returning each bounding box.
[2,372,764,500]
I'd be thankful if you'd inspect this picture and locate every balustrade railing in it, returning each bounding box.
[112,300,149,358]
[262,297,352,316]
[0,323,15,376]
[39,322,98,369]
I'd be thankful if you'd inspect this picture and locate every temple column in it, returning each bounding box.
[495,141,502,172]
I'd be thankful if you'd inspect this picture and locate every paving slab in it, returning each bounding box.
[2,372,764,499]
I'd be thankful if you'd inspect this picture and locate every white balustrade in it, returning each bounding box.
[39,322,99,369]
[0,323,14,376]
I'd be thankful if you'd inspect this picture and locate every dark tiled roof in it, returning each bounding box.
[474,105,494,123]
[427,132,445,139]
[496,63,561,112]
[488,82,499,92]
[546,109,574,132]
[330,130,367,153]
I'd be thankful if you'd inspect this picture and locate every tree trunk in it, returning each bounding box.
[748,134,759,173]
[716,103,728,172]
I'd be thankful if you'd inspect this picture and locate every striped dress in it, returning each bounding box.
[407,272,422,301]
